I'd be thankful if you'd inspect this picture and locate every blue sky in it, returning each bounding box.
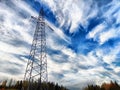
[0,0,120,90]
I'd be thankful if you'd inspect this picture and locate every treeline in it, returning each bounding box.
[0,79,68,90]
[83,81,120,90]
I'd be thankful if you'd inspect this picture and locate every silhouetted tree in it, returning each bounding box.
[84,81,120,90]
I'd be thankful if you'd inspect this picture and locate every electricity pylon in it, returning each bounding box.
[24,8,48,90]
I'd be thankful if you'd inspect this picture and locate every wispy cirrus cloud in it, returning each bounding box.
[38,0,94,33]
[0,0,71,81]
[0,0,120,90]
[0,0,38,79]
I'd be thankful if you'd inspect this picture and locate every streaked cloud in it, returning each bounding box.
[0,0,120,90]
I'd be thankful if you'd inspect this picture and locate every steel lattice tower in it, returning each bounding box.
[24,8,48,90]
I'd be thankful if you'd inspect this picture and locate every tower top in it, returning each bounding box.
[39,7,44,16]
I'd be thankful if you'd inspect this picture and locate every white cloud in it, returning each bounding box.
[0,0,120,90]
[86,23,105,40]
[86,22,120,45]
[42,0,120,88]
[61,47,76,58]
[114,67,120,73]
[99,28,120,44]
[103,0,120,21]
[40,0,94,33]
[0,0,37,79]
[86,0,120,45]
[0,0,71,83]
[95,42,120,64]
[0,0,37,44]
[45,20,71,43]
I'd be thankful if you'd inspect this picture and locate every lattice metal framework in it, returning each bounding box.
[24,8,48,89]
